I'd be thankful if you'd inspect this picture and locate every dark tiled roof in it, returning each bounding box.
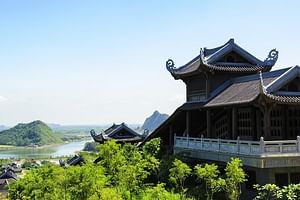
[104,123,119,135]
[91,123,143,143]
[260,66,300,104]
[0,170,17,180]
[263,93,300,103]
[67,155,84,166]
[204,63,271,72]
[186,67,288,107]
[179,101,206,110]
[166,39,278,78]
[60,155,84,166]
[205,77,276,107]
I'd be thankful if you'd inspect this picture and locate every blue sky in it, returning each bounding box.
[0,1,300,126]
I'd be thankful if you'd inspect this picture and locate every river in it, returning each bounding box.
[0,140,91,159]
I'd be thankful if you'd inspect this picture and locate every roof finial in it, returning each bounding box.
[259,71,267,94]
[263,49,279,66]
[166,59,177,73]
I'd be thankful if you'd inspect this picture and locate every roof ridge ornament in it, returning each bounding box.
[199,48,206,64]
[259,71,267,94]
[166,59,177,72]
[263,49,279,66]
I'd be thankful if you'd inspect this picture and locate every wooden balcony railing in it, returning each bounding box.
[174,135,300,156]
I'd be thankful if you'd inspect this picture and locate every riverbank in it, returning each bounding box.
[0,140,92,159]
[0,138,91,149]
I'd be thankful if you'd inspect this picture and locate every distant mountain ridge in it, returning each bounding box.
[141,111,169,133]
[0,120,62,146]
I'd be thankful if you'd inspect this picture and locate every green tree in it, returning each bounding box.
[98,188,122,200]
[169,159,191,195]
[118,144,149,195]
[142,138,161,183]
[8,164,107,200]
[9,165,64,199]
[254,183,300,200]
[97,140,126,185]
[254,184,282,200]
[141,183,182,200]
[142,138,161,157]
[194,163,225,200]
[225,158,247,200]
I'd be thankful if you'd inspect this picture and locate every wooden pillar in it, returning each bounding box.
[251,108,256,140]
[207,110,211,138]
[232,107,237,140]
[264,106,271,140]
[282,106,287,139]
[186,111,190,137]
[186,85,189,102]
[256,109,262,140]
[206,77,210,99]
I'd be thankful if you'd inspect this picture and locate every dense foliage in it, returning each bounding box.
[254,184,300,200]
[0,120,62,146]
[8,139,248,200]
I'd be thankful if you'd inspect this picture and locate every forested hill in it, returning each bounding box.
[0,120,62,146]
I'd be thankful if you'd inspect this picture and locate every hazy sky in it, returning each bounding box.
[1,1,300,126]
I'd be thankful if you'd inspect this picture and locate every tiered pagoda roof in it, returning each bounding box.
[166,39,279,79]
[90,123,143,143]
[59,155,84,167]
[0,169,17,180]
[143,66,300,143]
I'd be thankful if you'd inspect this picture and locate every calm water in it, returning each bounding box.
[0,140,91,159]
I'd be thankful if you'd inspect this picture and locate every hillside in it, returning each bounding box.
[0,120,62,146]
[141,111,169,133]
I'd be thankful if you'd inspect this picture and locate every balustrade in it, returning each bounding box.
[174,135,300,156]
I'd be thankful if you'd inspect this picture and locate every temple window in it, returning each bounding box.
[287,108,300,138]
[215,114,228,138]
[237,108,252,138]
[270,108,283,137]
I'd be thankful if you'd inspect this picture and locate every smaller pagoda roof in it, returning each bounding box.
[59,155,84,167]
[0,169,17,180]
[166,39,279,79]
[1,165,22,174]
[91,123,143,143]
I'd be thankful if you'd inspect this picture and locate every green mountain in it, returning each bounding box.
[0,120,62,146]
